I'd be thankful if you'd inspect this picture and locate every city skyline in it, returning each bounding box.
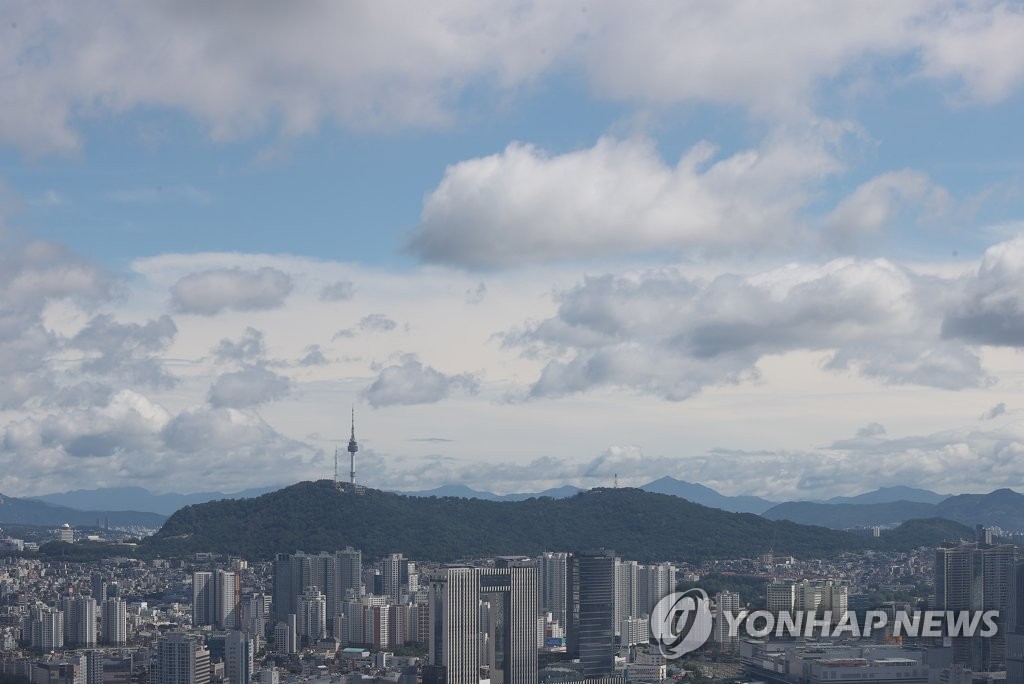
[2,3,1024,500]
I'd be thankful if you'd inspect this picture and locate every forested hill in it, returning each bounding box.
[144,480,875,562]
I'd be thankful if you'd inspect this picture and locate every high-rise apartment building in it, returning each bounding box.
[155,633,211,684]
[614,559,638,636]
[273,550,363,625]
[27,605,64,651]
[936,542,1017,671]
[539,552,568,628]
[714,591,742,651]
[297,587,327,644]
[215,569,241,629]
[1007,561,1024,684]
[337,547,364,602]
[382,553,405,605]
[62,596,97,647]
[101,597,127,645]
[193,571,214,627]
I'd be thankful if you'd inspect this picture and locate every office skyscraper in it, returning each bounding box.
[427,567,480,684]
[480,563,539,684]
[567,550,616,678]
[936,542,1017,671]
[224,630,254,684]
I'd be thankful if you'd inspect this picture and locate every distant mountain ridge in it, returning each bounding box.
[764,488,1024,530]
[31,485,281,516]
[639,476,776,514]
[400,477,776,513]
[0,492,166,529]
[825,486,947,505]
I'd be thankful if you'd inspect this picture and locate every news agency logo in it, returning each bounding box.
[650,588,714,658]
[650,587,1001,660]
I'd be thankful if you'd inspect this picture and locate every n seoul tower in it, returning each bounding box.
[347,407,359,487]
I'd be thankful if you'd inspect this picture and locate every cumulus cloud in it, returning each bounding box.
[364,354,479,407]
[69,314,178,389]
[320,280,355,301]
[208,365,291,408]
[826,170,952,244]
[3,3,1021,154]
[504,255,995,400]
[359,313,397,333]
[408,133,842,267]
[0,391,310,495]
[335,313,399,338]
[0,236,111,408]
[298,344,329,367]
[942,235,1024,346]
[171,267,293,315]
[465,282,487,305]
[212,327,266,364]
[982,402,1007,420]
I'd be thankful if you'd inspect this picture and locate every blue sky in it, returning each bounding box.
[2,2,1024,499]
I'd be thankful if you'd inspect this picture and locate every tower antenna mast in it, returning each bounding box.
[333,446,340,490]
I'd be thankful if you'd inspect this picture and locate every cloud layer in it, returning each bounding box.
[507,237,1024,400]
[3,2,1023,154]
[171,267,293,315]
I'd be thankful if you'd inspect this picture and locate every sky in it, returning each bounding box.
[2,1,1024,501]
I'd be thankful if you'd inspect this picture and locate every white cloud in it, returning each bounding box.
[364,413,1024,500]
[364,354,479,407]
[170,267,293,315]
[320,280,355,301]
[3,2,1023,154]
[0,392,312,495]
[825,170,952,244]
[916,2,1024,104]
[69,313,178,389]
[0,235,111,409]
[506,255,996,400]
[298,344,329,367]
[409,132,843,267]
[211,327,266,364]
[208,365,291,408]
[942,235,1024,346]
